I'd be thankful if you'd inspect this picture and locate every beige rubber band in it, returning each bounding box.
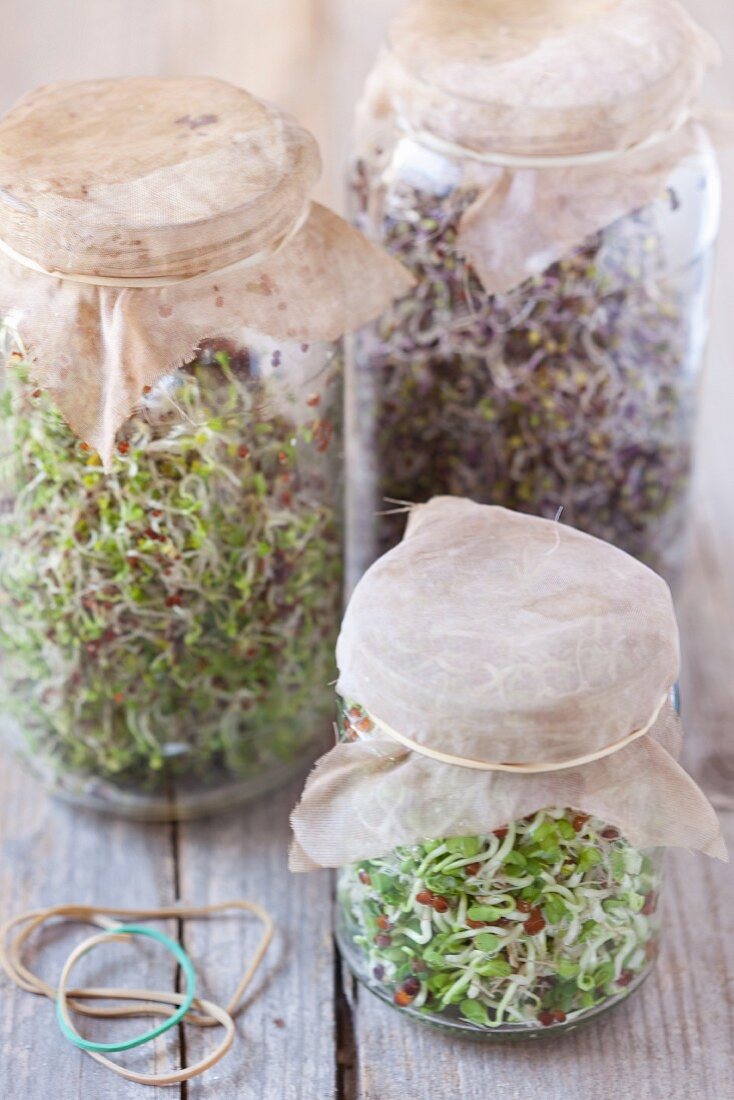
[0,203,311,288]
[0,901,274,1087]
[57,933,236,1087]
[362,693,668,773]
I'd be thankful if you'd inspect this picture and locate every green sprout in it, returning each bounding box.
[336,701,662,1033]
[0,328,342,811]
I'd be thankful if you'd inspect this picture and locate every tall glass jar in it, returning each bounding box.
[0,326,342,818]
[0,77,411,818]
[334,700,663,1038]
[347,0,722,584]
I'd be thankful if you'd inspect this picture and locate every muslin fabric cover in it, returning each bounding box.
[290,499,724,869]
[355,0,724,294]
[0,78,413,463]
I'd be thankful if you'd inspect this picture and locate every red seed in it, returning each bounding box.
[516,899,534,913]
[374,934,391,948]
[80,442,90,452]
[142,385,153,395]
[237,444,250,459]
[572,813,590,832]
[376,916,392,931]
[642,891,658,916]
[431,896,449,913]
[465,863,481,876]
[151,509,163,518]
[524,909,547,936]
[32,389,42,398]
[617,970,634,987]
[306,393,321,407]
[402,977,421,996]
[394,990,413,1007]
[356,717,373,732]
[117,441,130,455]
[601,827,620,840]
[538,1011,555,1027]
[551,1010,566,1024]
[113,692,125,704]
[358,871,371,886]
[494,826,509,839]
[493,917,512,928]
[466,918,487,929]
[165,594,183,608]
[416,890,433,906]
[278,451,289,464]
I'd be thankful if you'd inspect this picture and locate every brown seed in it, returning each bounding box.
[617,970,634,987]
[416,890,433,906]
[601,826,620,840]
[32,389,42,398]
[432,896,449,913]
[117,441,130,455]
[376,916,392,931]
[572,813,590,832]
[494,826,509,839]
[142,385,153,395]
[641,891,658,916]
[466,918,487,929]
[538,1011,555,1027]
[465,862,481,876]
[306,393,321,407]
[524,909,547,936]
[551,1010,566,1024]
[516,899,534,913]
[402,977,421,996]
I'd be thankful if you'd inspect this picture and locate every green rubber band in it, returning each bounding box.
[56,923,197,1054]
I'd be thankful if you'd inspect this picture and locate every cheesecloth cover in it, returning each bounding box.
[291,498,724,869]
[0,77,413,463]
[356,0,727,294]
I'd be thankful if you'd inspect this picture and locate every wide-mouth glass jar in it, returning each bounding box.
[347,0,722,585]
[0,77,411,818]
[290,499,724,1037]
[0,327,342,818]
[334,702,662,1037]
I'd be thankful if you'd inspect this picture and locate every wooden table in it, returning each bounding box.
[0,515,732,1100]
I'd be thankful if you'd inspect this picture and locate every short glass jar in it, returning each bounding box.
[0,328,342,818]
[347,1,722,583]
[333,698,662,1037]
[336,818,663,1038]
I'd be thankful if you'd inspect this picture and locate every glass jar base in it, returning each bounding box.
[335,911,655,1042]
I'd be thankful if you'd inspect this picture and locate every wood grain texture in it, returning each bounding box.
[0,755,179,1097]
[175,779,337,1100]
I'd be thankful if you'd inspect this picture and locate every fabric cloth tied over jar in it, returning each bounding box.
[357,0,728,295]
[290,498,725,869]
[0,77,414,464]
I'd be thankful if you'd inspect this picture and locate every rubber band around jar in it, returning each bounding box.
[0,201,312,288]
[362,692,669,773]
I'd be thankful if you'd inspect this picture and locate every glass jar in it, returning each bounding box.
[346,2,722,584]
[0,324,342,818]
[334,704,662,1037]
[0,76,410,819]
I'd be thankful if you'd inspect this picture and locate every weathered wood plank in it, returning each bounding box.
[0,754,179,1097]
[175,778,337,1100]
